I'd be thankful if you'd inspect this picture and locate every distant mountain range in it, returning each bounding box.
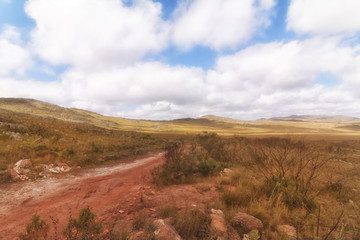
[268,115,360,123]
[1,98,359,135]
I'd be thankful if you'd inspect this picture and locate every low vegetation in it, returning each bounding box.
[0,108,164,183]
[4,99,360,239]
[152,133,360,239]
[19,207,103,240]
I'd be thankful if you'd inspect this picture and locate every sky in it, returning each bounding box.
[1,0,360,120]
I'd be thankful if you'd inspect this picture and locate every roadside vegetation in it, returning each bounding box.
[17,133,360,239]
[152,133,360,239]
[0,109,164,183]
[19,207,103,240]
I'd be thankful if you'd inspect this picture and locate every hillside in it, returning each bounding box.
[1,98,360,136]
[269,114,360,122]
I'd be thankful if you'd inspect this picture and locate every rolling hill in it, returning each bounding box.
[1,98,360,136]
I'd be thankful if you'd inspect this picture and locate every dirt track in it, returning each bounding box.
[0,152,164,239]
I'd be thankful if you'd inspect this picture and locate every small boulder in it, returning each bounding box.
[220,168,233,176]
[277,225,297,239]
[242,234,250,240]
[210,209,227,233]
[129,231,144,240]
[14,159,32,169]
[8,168,19,180]
[153,219,182,240]
[230,212,264,237]
[59,163,71,172]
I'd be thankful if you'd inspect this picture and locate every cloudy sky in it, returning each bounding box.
[1,0,360,120]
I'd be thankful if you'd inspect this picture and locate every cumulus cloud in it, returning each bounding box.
[172,0,276,50]
[287,0,360,36]
[61,61,206,107]
[209,37,356,92]
[3,0,360,120]
[25,0,170,70]
[204,37,360,119]
[0,26,32,76]
[0,77,66,103]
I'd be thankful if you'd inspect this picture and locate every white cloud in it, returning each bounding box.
[287,0,360,36]
[0,77,66,103]
[3,36,360,120]
[25,0,169,69]
[0,26,32,76]
[209,37,356,92]
[203,37,360,119]
[3,0,360,120]
[172,0,276,50]
[61,61,205,108]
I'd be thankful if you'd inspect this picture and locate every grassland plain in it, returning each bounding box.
[1,98,360,239]
[151,134,360,239]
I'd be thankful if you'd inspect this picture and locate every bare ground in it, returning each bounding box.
[0,152,164,239]
[0,152,219,239]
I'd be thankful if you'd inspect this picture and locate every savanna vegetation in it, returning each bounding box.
[19,207,103,240]
[0,108,164,183]
[152,133,360,239]
[4,99,360,239]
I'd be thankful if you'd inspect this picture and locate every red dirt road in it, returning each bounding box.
[0,152,164,239]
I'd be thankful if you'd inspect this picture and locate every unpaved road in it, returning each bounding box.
[0,152,164,239]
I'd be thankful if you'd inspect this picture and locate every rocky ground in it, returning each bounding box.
[0,152,166,238]
[0,152,296,240]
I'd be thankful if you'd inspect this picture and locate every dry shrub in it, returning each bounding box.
[19,214,49,240]
[174,208,213,240]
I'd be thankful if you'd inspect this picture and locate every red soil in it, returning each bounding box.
[0,152,165,239]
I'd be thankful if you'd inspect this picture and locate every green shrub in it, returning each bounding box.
[198,158,217,177]
[221,189,251,207]
[63,207,103,240]
[19,214,49,240]
[264,178,316,211]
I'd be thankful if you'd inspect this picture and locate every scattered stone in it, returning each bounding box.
[8,168,19,180]
[9,132,21,140]
[230,212,264,237]
[220,168,233,176]
[153,219,182,240]
[14,159,32,169]
[58,163,71,172]
[11,159,33,180]
[277,225,297,239]
[129,231,144,240]
[41,163,72,175]
[147,190,156,195]
[119,210,125,214]
[242,234,250,240]
[210,209,227,233]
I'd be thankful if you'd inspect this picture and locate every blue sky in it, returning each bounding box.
[1,0,360,120]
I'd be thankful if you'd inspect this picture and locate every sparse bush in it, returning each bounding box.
[198,158,217,177]
[19,214,49,240]
[264,177,316,211]
[63,207,103,240]
[222,189,251,207]
[174,208,212,240]
[132,213,156,240]
[159,204,178,218]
